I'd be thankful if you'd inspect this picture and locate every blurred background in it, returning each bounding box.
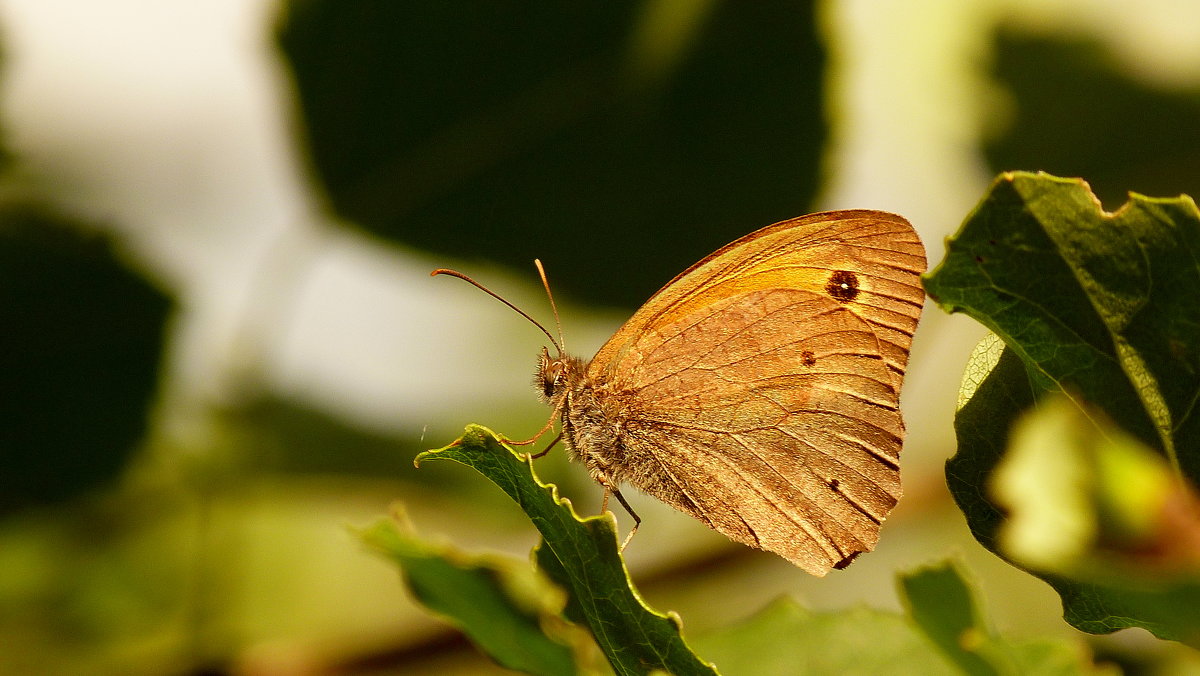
[2,0,1199,673]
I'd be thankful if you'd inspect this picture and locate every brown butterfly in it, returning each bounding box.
[435,210,925,576]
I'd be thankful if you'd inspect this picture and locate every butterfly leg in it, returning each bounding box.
[606,488,641,551]
[503,415,556,446]
[504,399,566,446]
[529,431,562,459]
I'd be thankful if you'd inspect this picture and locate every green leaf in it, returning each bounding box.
[688,560,1104,676]
[361,514,579,676]
[416,425,717,676]
[925,171,1200,640]
[900,561,1000,676]
[899,560,1112,676]
[925,171,1200,471]
[993,395,1199,575]
[949,335,1200,644]
[693,597,958,676]
[991,396,1200,647]
[945,336,1042,552]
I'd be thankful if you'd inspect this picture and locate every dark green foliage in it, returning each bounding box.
[276,1,826,307]
[985,29,1200,208]
[0,206,171,513]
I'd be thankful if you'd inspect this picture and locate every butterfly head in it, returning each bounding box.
[535,346,571,403]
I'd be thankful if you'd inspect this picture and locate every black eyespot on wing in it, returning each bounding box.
[826,270,859,302]
[800,350,817,366]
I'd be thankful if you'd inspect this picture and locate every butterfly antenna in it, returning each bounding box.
[533,259,566,355]
[431,267,561,351]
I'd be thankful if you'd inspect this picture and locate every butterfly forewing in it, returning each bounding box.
[584,210,925,575]
[592,211,924,387]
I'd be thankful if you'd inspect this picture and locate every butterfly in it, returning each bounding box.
[435,210,925,575]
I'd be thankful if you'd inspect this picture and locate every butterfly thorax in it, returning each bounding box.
[535,347,630,488]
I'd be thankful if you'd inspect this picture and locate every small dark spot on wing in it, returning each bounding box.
[826,270,859,302]
[834,551,861,570]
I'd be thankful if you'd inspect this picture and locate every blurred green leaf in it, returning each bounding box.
[362,515,579,676]
[924,172,1200,641]
[416,425,717,676]
[900,560,1108,676]
[0,204,171,514]
[694,597,957,676]
[993,395,1200,577]
[691,560,1104,676]
[276,1,826,307]
[900,561,999,676]
[991,396,1200,647]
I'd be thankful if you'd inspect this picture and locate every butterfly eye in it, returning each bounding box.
[547,360,565,387]
[535,348,564,399]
